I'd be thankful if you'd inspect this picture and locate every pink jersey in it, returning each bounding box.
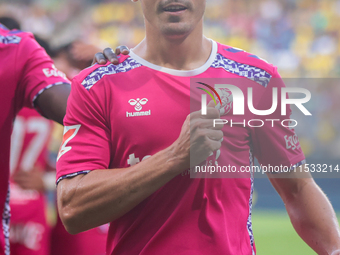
[9,108,53,255]
[10,108,53,177]
[51,216,108,255]
[56,41,305,255]
[0,24,69,255]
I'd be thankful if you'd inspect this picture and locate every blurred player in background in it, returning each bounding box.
[0,16,128,254]
[0,18,70,255]
[9,107,54,255]
[1,16,55,255]
[57,0,340,254]
[6,26,108,255]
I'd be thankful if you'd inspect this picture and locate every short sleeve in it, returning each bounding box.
[250,68,305,168]
[56,79,111,183]
[17,34,70,109]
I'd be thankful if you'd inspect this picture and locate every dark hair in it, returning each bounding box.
[0,17,21,30]
[33,34,56,58]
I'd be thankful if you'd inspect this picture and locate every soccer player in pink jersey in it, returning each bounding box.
[56,1,340,254]
[9,107,54,255]
[0,22,127,255]
[9,107,108,255]
[0,23,70,255]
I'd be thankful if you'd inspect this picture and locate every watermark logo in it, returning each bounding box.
[196,82,222,110]
[200,84,311,116]
[197,82,236,116]
[196,82,312,128]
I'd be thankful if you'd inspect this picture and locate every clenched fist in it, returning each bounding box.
[169,100,224,171]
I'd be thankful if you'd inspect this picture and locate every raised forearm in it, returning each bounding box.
[58,146,183,234]
[285,180,340,254]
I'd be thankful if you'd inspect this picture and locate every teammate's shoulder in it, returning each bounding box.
[0,25,34,45]
[216,42,276,75]
[75,55,142,91]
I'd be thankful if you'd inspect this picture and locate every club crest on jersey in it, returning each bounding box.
[126,98,151,117]
[215,87,233,116]
[57,125,81,161]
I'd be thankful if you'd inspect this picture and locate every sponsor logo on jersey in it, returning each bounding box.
[57,125,81,161]
[127,153,151,166]
[126,98,151,117]
[129,98,148,111]
[284,134,301,150]
[43,65,67,79]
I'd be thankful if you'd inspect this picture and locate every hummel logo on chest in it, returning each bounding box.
[126,98,151,117]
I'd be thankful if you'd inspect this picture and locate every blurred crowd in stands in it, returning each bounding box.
[1,0,339,158]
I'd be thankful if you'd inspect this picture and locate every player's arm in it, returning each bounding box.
[57,102,222,235]
[268,168,340,255]
[34,84,71,125]
[58,148,183,235]
[20,35,128,125]
[250,68,340,254]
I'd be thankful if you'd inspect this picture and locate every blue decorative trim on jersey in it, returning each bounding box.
[0,34,21,44]
[0,24,8,30]
[224,47,244,53]
[8,30,23,34]
[248,54,260,59]
[247,146,255,255]
[32,81,69,107]
[290,159,306,171]
[211,53,272,88]
[56,170,91,185]
[2,184,10,255]
[81,58,142,90]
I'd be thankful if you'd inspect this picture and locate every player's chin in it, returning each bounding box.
[161,24,193,39]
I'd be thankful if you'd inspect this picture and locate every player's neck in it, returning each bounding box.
[132,23,212,71]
